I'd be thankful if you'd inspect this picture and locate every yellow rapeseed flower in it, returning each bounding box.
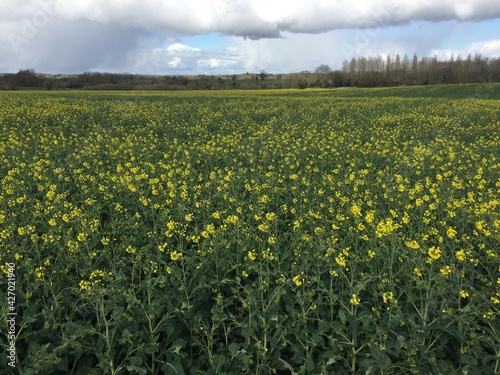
[440,265,452,276]
[265,212,276,221]
[405,240,420,249]
[170,250,182,261]
[483,311,494,320]
[455,249,466,261]
[225,215,239,224]
[335,255,346,268]
[376,218,398,238]
[383,291,394,304]
[428,246,441,260]
[350,294,360,306]
[125,246,137,254]
[351,204,362,217]
[293,274,304,287]
[35,266,45,278]
[79,280,91,290]
[258,223,269,232]
[476,221,484,231]
[247,250,257,261]
[260,195,270,204]
[446,227,457,239]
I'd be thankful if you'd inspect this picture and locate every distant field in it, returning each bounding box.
[329,83,500,99]
[1,85,499,374]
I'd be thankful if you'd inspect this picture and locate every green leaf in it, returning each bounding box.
[125,365,147,375]
[212,354,226,372]
[279,358,299,375]
[128,355,143,366]
[318,320,331,334]
[162,360,185,375]
[338,309,347,325]
[325,357,337,366]
[143,344,158,355]
[228,343,241,356]
[312,333,323,345]
[305,357,315,372]
[369,344,385,361]
[169,338,186,355]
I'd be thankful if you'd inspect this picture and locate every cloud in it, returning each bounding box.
[0,17,147,73]
[166,43,200,53]
[430,39,500,60]
[0,1,499,75]
[129,42,244,75]
[2,0,500,40]
[167,57,181,68]
[197,58,237,69]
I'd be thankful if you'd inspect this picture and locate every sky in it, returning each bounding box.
[0,0,500,75]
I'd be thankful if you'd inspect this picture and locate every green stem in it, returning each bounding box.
[146,287,156,374]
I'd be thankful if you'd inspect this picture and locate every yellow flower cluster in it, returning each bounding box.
[382,291,394,304]
[293,273,304,287]
[79,269,113,291]
[375,218,400,238]
[350,294,361,306]
[428,246,441,261]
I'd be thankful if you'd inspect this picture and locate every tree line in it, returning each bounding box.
[0,69,47,90]
[1,53,499,91]
[0,70,189,90]
[293,53,500,88]
[0,70,283,90]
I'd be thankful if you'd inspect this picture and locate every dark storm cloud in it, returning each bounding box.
[3,1,499,41]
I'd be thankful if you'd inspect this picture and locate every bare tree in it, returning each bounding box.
[314,64,332,76]
[314,64,333,87]
[402,54,410,83]
[411,53,419,83]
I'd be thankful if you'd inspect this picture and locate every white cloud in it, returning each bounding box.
[167,57,181,68]
[468,40,500,56]
[128,42,245,75]
[430,39,500,60]
[197,58,237,69]
[166,43,200,53]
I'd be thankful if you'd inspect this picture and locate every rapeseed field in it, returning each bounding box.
[1,88,499,374]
